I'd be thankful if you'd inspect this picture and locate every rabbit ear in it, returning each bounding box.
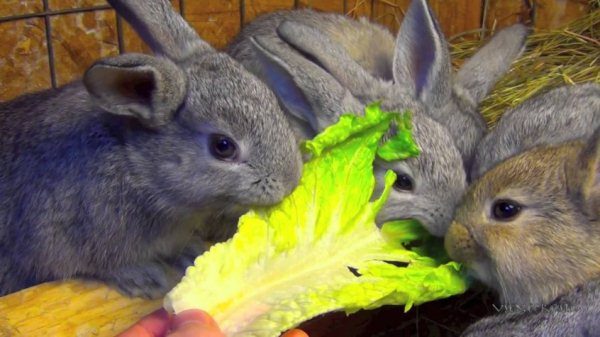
[275,20,377,98]
[251,35,355,134]
[84,53,186,128]
[392,0,452,108]
[251,37,319,135]
[573,128,600,218]
[107,0,212,60]
[457,24,530,105]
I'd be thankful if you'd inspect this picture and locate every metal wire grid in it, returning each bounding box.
[0,0,188,89]
[0,0,362,91]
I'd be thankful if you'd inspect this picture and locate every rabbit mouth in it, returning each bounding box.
[238,179,289,206]
[375,214,414,226]
[376,212,444,236]
[468,260,497,286]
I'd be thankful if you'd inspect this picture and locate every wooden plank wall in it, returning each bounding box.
[0,0,593,101]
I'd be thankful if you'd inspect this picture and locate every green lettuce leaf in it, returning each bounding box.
[164,104,468,337]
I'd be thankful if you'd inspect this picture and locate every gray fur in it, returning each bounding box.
[227,9,396,81]
[392,0,452,108]
[456,24,530,105]
[249,33,363,140]
[226,0,528,236]
[445,86,600,335]
[228,0,529,167]
[373,116,467,236]
[462,279,600,337]
[107,0,211,60]
[471,83,600,179]
[248,27,465,237]
[0,0,301,298]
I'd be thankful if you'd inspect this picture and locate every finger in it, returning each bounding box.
[117,309,171,337]
[168,309,225,337]
[282,329,310,337]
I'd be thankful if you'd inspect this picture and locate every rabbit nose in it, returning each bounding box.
[444,221,482,264]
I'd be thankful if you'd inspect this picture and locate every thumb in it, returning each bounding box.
[168,310,225,337]
[282,329,309,337]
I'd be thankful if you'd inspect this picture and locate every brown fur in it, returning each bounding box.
[446,136,600,306]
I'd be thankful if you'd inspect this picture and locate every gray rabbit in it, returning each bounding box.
[228,0,529,167]
[0,0,301,298]
[463,279,600,336]
[445,84,600,336]
[227,0,528,236]
[470,83,600,179]
[228,9,396,81]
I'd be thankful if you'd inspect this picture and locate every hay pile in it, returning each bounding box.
[451,8,600,126]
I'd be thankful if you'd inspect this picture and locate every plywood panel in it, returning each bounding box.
[372,0,481,37]
[244,0,295,24]
[484,0,589,31]
[0,18,51,101]
[297,0,345,13]
[186,0,241,50]
[535,0,590,29]
[0,281,160,337]
[484,0,531,31]
[0,0,42,17]
[429,0,482,37]
[51,10,119,86]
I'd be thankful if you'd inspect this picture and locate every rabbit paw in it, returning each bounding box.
[171,239,209,273]
[106,261,175,299]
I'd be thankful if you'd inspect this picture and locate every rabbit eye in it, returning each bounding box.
[393,173,414,191]
[492,199,522,221]
[209,134,238,161]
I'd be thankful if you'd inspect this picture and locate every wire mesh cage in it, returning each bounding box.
[0,0,593,101]
[0,1,597,336]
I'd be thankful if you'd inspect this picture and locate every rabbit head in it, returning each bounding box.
[387,0,528,168]
[470,83,600,180]
[96,0,302,211]
[230,0,528,236]
[248,15,466,237]
[445,130,600,306]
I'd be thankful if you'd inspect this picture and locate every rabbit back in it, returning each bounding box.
[228,9,395,80]
[471,83,600,179]
[462,279,600,337]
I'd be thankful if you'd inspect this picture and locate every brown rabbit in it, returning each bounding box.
[444,129,600,336]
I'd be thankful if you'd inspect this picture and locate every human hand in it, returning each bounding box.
[118,308,309,337]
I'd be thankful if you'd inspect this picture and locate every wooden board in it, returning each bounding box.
[534,0,590,29]
[484,0,591,31]
[297,0,345,13]
[483,0,528,30]
[243,0,295,25]
[371,0,482,37]
[0,281,161,337]
[429,0,482,38]
[185,0,241,50]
